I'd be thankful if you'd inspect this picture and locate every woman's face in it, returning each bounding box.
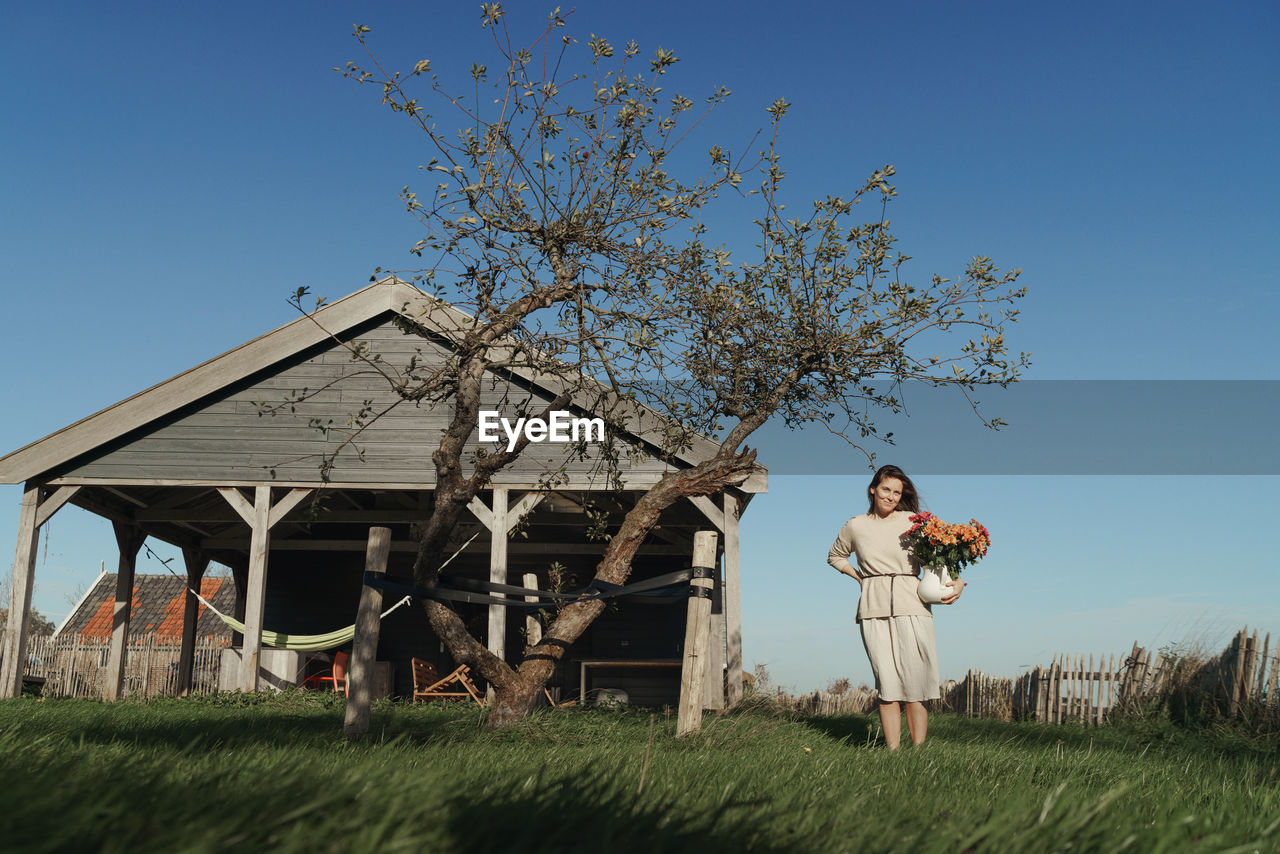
[871,476,904,517]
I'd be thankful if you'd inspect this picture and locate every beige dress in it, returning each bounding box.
[828,511,941,702]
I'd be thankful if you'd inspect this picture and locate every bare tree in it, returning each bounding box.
[302,6,1027,725]
[1,577,57,639]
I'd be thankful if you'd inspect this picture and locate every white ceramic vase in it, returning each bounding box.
[917,565,955,605]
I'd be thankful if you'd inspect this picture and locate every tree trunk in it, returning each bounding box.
[488,664,556,726]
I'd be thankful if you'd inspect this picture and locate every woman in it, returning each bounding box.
[827,464,965,749]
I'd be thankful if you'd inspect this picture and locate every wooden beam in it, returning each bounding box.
[67,489,136,526]
[506,491,544,532]
[104,522,146,701]
[34,485,82,528]
[102,486,148,508]
[678,531,718,736]
[0,485,41,698]
[176,548,210,697]
[723,493,743,706]
[267,488,313,528]
[467,495,494,532]
[239,486,272,691]
[196,537,691,555]
[739,469,768,494]
[344,527,392,740]
[47,474,678,491]
[70,490,216,556]
[487,488,509,680]
[687,495,724,532]
[136,508,429,524]
[145,487,217,513]
[174,520,214,538]
[217,487,255,526]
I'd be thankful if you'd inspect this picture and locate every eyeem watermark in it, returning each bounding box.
[479,410,606,452]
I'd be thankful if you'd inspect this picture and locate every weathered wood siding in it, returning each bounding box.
[55,314,676,485]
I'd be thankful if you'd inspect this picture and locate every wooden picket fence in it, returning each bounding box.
[934,671,1017,720]
[1017,652,1130,724]
[943,627,1279,726]
[793,685,879,716]
[791,627,1278,728]
[18,634,230,699]
[1223,627,1279,716]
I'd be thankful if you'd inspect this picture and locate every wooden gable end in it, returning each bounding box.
[51,313,677,487]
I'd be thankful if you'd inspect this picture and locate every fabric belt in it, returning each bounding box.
[861,572,918,617]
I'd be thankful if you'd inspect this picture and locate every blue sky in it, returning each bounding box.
[2,1,1277,691]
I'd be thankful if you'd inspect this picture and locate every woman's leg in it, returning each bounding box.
[878,700,902,750]
[904,701,928,745]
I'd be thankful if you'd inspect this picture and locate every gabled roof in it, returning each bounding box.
[0,278,758,488]
[55,573,235,643]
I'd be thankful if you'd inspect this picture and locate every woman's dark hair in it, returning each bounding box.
[865,464,921,514]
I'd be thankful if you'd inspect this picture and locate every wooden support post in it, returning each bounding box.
[176,548,210,697]
[0,485,41,699]
[104,522,146,701]
[486,488,508,671]
[703,555,725,711]
[229,563,248,648]
[344,527,391,740]
[468,489,543,701]
[677,531,717,737]
[722,493,743,707]
[240,487,272,692]
[523,573,542,647]
[215,486,311,692]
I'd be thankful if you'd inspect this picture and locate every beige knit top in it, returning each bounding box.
[827,510,933,623]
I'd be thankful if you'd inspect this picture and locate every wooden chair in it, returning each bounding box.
[306,650,349,696]
[411,658,484,706]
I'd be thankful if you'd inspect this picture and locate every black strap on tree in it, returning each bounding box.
[442,568,695,600]
[362,567,703,610]
[687,565,716,599]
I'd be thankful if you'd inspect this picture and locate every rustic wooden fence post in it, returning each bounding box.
[1265,635,1279,712]
[1228,629,1246,717]
[677,531,717,737]
[1242,629,1260,709]
[344,527,392,740]
[1255,632,1271,704]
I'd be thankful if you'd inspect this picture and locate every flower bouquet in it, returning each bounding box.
[906,512,990,605]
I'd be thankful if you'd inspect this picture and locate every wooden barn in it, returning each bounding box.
[0,279,765,706]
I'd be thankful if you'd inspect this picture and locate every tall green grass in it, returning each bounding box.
[1,693,1277,853]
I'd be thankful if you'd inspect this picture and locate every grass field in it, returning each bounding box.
[1,692,1277,853]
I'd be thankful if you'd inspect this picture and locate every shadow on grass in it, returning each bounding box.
[797,714,880,747]
[444,773,790,854]
[1,695,489,752]
[787,710,1256,761]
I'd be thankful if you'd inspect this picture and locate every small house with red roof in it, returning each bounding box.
[57,573,235,644]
